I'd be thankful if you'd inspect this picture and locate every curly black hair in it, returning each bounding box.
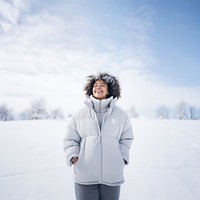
[84,73,121,99]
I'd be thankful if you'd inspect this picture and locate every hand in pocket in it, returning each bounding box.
[71,157,79,165]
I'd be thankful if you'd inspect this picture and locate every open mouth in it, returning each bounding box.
[95,90,103,94]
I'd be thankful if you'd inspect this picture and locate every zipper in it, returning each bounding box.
[99,100,103,183]
[99,101,110,183]
[99,101,107,184]
[92,101,102,183]
[93,101,107,184]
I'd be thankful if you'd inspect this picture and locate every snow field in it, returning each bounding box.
[0,119,200,200]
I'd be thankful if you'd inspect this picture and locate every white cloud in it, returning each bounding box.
[0,0,29,32]
[125,5,155,43]
[118,70,200,116]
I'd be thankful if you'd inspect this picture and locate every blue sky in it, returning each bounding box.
[150,0,200,86]
[0,0,200,116]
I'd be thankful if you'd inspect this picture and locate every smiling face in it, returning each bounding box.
[92,80,108,100]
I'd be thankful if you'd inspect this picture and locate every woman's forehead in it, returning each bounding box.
[94,79,107,84]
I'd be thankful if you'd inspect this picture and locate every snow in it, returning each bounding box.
[0,119,200,200]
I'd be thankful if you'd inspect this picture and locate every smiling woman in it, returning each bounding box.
[84,73,121,100]
[63,72,134,200]
[92,80,108,100]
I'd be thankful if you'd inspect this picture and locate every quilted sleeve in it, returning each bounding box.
[63,117,81,166]
[119,115,134,165]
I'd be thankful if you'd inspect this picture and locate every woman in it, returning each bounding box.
[63,73,134,200]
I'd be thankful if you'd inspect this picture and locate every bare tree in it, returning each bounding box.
[0,104,14,121]
[175,101,188,120]
[127,106,139,118]
[50,108,65,120]
[67,113,73,118]
[197,108,200,120]
[156,105,170,119]
[26,98,49,120]
[189,105,199,120]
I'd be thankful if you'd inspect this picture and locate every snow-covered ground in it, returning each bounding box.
[0,119,200,200]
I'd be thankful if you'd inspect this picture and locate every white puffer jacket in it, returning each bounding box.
[63,96,134,186]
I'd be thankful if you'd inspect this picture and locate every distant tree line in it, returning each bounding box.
[0,98,65,121]
[1,99,200,121]
[156,101,200,120]
[127,101,200,120]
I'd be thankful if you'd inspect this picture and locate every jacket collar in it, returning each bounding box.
[84,95,117,117]
[90,96,113,113]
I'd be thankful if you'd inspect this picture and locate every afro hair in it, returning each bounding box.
[84,73,121,99]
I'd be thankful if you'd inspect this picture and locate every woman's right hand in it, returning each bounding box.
[71,157,78,165]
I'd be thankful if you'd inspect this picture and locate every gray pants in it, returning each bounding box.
[74,183,121,200]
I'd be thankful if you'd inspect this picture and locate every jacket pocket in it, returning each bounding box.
[74,136,100,183]
[102,136,125,183]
